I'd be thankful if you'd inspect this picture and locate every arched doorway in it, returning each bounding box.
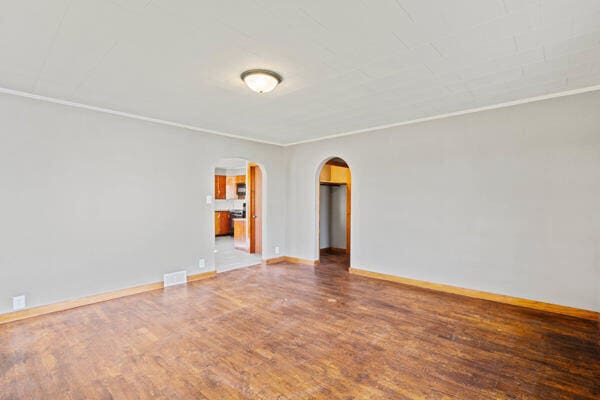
[317,157,351,268]
[213,158,265,272]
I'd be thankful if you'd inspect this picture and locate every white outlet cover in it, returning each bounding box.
[275,246,280,255]
[206,195,213,204]
[13,295,26,310]
[199,258,206,269]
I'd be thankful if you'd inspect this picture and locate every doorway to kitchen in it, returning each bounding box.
[213,158,264,272]
[318,157,351,268]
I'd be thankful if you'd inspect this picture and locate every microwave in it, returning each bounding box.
[236,183,246,197]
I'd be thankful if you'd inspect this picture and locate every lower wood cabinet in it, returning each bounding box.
[233,219,247,250]
[215,211,231,235]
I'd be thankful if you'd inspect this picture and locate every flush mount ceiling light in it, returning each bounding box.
[241,69,282,93]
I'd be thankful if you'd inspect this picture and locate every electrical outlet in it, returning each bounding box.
[199,258,206,269]
[13,295,26,310]
[206,195,213,204]
[275,246,280,255]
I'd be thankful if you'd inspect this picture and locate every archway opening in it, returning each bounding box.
[317,157,351,269]
[213,158,264,272]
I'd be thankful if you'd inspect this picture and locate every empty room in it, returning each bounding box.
[1,1,599,399]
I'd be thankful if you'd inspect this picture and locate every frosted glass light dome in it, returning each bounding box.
[241,69,282,93]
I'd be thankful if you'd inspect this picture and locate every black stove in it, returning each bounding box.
[230,209,245,219]
[229,209,245,235]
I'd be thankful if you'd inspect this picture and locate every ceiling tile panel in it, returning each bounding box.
[0,0,70,80]
[35,0,136,96]
[0,0,599,143]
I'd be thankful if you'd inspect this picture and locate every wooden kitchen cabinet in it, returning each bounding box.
[319,165,349,184]
[215,211,231,236]
[226,176,237,199]
[215,175,226,199]
[233,218,247,250]
[226,175,246,199]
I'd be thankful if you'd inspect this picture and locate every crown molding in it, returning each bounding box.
[0,87,282,146]
[283,84,600,146]
[3,84,600,148]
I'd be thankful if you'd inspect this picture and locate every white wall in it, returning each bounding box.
[214,199,246,211]
[0,93,286,314]
[330,186,347,249]
[319,185,331,249]
[215,167,246,176]
[285,91,600,312]
[2,89,599,315]
[320,185,347,250]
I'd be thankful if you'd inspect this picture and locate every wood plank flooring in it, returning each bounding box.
[1,254,599,399]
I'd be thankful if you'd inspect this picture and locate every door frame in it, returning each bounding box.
[212,158,268,271]
[248,163,263,254]
[316,157,352,263]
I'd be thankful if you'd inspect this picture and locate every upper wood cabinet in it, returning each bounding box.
[225,175,246,199]
[319,165,350,184]
[215,175,226,199]
[330,166,350,183]
[226,176,237,199]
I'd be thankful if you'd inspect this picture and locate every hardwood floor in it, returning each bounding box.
[1,254,599,399]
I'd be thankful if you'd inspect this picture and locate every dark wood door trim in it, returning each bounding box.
[248,164,262,254]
